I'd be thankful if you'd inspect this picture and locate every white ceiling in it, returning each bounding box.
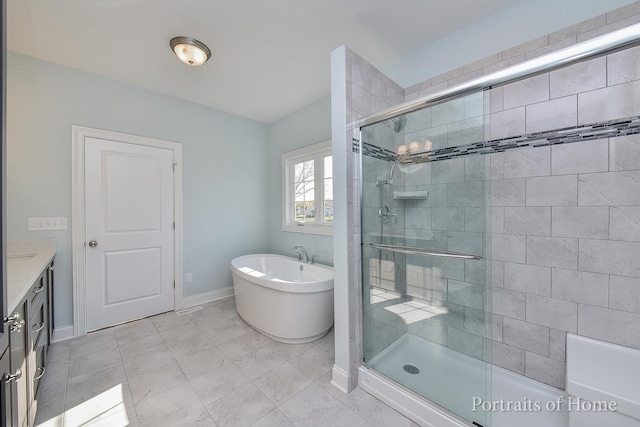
[8,0,520,123]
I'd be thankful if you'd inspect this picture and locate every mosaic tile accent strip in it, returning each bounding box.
[356,116,640,164]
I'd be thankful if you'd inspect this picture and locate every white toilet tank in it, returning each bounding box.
[566,334,640,427]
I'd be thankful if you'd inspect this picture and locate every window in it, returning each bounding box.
[282,140,333,235]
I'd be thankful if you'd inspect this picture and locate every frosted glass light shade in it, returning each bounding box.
[170,37,211,66]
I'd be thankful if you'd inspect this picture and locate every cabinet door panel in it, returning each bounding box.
[9,301,28,427]
[0,346,12,427]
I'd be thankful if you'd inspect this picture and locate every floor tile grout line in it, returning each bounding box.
[115,322,144,426]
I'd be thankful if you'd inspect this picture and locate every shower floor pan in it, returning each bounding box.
[364,333,567,427]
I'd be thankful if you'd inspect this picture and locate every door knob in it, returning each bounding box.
[88,240,98,248]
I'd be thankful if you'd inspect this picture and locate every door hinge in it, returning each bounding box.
[173,163,177,172]
[173,222,175,230]
[173,280,176,288]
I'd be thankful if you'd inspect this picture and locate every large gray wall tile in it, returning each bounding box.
[548,15,605,44]
[417,319,448,346]
[610,206,640,242]
[578,80,640,124]
[504,207,551,236]
[504,262,551,296]
[491,208,504,233]
[551,140,608,175]
[549,329,566,361]
[503,74,549,110]
[447,181,484,207]
[503,147,550,179]
[491,341,525,375]
[525,352,565,389]
[492,234,526,263]
[549,57,606,98]
[578,171,640,206]
[526,96,577,134]
[526,294,578,333]
[447,327,484,360]
[492,287,526,320]
[503,36,548,60]
[580,239,640,277]
[489,87,503,113]
[490,108,525,140]
[432,97,465,127]
[527,236,578,269]
[578,304,640,349]
[607,45,640,85]
[607,2,640,24]
[432,158,465,184]
[464,156,485,182]
[609,134,640,172]
[503,317,550,356]
[490,153,504,179]
[464,307,489,338]
[551,268,609,307]
[491,179,525,206]
[432,207,464,231]
[551,206,609,239]
[448,232,484,258]
[526,175,577,206]
[609,275,640,314]
[492,314,504,342]
[491,261,505,288]
[448,280,485,311]
[464,259,486,285]
[464,207,486,233]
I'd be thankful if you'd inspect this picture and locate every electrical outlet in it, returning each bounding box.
[28,217,68,231]
[186,273,193,283]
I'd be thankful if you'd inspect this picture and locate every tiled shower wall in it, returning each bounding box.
[401,2,640,389]
[341,47,405,390]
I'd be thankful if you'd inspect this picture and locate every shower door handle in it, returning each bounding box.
[364,243,482,260]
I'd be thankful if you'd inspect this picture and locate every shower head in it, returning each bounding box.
[391,116,407,133]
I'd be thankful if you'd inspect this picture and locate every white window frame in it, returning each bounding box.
[282,140,333,236]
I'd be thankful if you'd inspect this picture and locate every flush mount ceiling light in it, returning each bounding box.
[170,36,211,67]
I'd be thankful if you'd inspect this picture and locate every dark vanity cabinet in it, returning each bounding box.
[28,263,52,424]
[3,261,53,427]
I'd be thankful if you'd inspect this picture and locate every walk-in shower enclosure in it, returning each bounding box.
[346,17,640,427]
[359,90,492,426]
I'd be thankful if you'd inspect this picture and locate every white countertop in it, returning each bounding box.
[7,239,56,314]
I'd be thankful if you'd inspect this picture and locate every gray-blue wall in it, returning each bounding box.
[7,52,270,327]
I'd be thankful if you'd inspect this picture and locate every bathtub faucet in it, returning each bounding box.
[292,245,310,263]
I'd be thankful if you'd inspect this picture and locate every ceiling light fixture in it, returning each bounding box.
[170,36,211,67]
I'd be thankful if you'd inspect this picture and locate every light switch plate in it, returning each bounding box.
[186,273,193,283]
[28,217,68,231]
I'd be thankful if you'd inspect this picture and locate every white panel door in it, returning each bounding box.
[85,137,174,331]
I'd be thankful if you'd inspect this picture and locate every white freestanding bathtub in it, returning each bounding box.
[230,254,334,344]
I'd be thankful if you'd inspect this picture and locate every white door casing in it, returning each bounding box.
[72,126,184,336]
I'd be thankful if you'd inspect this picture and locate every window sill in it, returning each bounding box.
[283,223,333,236]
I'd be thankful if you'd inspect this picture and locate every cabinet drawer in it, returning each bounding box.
[30,275,46,307]
[32,341,47,398]
[30,300,46,347]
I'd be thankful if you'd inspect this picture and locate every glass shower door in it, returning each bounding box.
[360,90,492,426]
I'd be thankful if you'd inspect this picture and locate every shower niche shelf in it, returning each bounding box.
[393,191,428,200]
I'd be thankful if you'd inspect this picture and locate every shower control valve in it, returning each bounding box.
[379,206,397,224]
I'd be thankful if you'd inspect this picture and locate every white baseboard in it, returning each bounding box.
[181,286,234,309]
[52,325,75,343]
[331,365,350,394]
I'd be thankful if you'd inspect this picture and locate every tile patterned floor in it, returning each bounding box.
[35,297,419,427]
